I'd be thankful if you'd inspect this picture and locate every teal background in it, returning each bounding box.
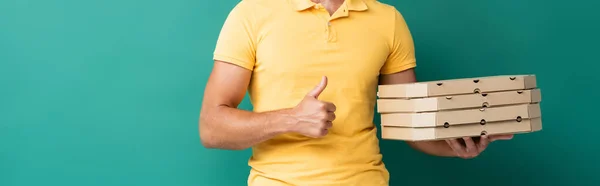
[1,0,598,186]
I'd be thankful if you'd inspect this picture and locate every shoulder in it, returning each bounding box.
[364,0,412,32]
[361,1,409,39]
[360,0,408,30]
[363,0,409,27]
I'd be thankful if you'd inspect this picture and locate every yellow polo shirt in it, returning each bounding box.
[213,0,416,185]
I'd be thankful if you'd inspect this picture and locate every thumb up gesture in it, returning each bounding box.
[289,76,337,138]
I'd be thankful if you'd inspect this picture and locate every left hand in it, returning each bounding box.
[445,134,514,159]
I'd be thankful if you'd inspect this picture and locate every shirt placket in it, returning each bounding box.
[313,3,349,43]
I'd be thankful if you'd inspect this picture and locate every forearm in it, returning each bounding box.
[406,141,456,157]
[200,106,296,150]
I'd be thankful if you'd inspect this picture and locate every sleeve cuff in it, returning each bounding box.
[380,60,417,75]
[213,54,255,71]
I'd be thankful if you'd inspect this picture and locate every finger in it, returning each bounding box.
[446,139,466,156]
[489,134,514,142]
[463,137,477,155]
[324,102,336,112]
[306,76,328,98]
[312,127,328,138]
[477,135,490,153]
[325,121,333,128]
[326,112,336,121]
[320,128,329,136]
[472,136,481,144]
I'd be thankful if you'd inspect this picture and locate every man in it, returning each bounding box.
[199,0,514,185]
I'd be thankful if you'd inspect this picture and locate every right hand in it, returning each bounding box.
[290,76,337,138]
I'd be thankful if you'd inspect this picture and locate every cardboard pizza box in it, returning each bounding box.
[377,75,537,99]
[381,117,542,141]
[380,103,541,128]
[377,89,541,113]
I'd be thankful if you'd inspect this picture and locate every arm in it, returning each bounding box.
[378,69,457,157]
[200,1,334,150]
[199,62,335,150]
[199,61,296,150]
[199,1,289,150]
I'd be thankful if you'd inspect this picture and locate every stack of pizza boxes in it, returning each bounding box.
[377,75,542,141]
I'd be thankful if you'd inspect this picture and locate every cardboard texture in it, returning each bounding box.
[377,89,541,113]
[377,74,543,141]
[381,103,541,128]
[378,75,537,99]
[381,118,543,141]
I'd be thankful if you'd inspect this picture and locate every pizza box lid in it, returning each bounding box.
[377,75,537,99]
[381,117,542,141]
[380,103,541,128]
[377,89,541,113]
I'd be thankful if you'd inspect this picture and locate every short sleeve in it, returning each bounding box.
[380,8,417,75]
[213,1,257,71]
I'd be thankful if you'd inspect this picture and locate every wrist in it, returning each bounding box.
[264,108,298,135]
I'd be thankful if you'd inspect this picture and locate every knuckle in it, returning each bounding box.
[319,122,327,129]
[319,116,328,122]
[318,102,327,108]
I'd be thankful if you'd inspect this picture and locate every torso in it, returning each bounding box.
[236,0,406,185]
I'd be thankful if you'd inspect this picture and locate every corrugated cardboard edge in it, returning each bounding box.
[377,75,536,99]
[427,75,537,97]
[381,103,541,128]
[381,112,437,128]
[524,75,538,89]
[378,83,429,98]
[528,105,543,131]
[381,117,543,141]
[531,89,542,103]
[381,126,435,141]
[377,88,542,113]
[376,98,439,113]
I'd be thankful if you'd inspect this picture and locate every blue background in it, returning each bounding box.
[1,0,599,185]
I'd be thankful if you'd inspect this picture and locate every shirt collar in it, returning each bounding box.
[291,0,368,12]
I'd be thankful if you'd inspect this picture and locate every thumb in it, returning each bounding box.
[306,76,328,98]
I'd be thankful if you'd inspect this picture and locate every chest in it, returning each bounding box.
[253,12,391,81]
